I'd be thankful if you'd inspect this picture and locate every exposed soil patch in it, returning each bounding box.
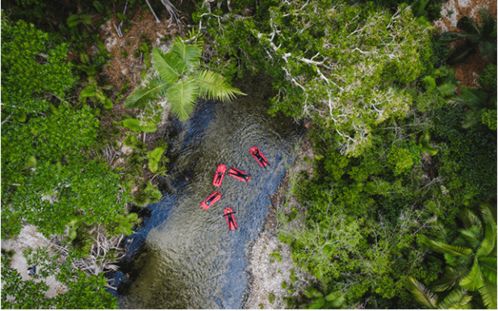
[100,8,180,90]
[434,0,496,32]
[454,49,488,87]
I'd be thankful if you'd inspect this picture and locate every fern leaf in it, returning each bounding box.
[407,277,438,308]
[420,235,473,257]
[152,48,185,84]
[476,204,496,257]
[478,281,497,309]
[197,70,246,102]
[124,78,168,108]
[166,79,199,121]
[460,258,484,290]
[170,38,202,70]
[438,288,473,309]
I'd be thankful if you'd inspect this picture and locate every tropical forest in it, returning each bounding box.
[1,0,496,309]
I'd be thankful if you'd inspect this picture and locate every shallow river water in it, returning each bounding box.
[119,86,300,308]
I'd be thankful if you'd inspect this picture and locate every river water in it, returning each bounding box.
[119,80,300,308]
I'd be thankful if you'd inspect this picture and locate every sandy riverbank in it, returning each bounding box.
[244,137,315,308]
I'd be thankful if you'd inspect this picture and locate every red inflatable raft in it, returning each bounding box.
[249,146,270,168]
[200,191,222,210]
[212,164,227,187]
[223,207,238,231]
[228,167,251,183]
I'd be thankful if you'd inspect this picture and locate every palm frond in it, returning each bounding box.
[433,266,462,292]
[478,8,496,38]
[407,277,438,309]
[152,48,185,84]
[170,37,202,70]
[124,78,168,108]
[438,288,473,309]
[479,256,497,284]
[460,208,482,228]
[457,16,480,35]
[460,258,484,290]
[166,79,199,121]
[476,204,496,257]
[420,235,473,257]
[478,281,497,309]
[197,70,246,102]
[459,227,482,249]
[454,88,487,107]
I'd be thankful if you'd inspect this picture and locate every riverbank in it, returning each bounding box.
[244,137,315,308]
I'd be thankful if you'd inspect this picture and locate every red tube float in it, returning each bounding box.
[200,191,222,210]
[212,164,227,187]
[223,207,238,231]
[249,146,270,168]
[228,167,251,183]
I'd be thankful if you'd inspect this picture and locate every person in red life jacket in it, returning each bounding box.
[228,167,251,182]
[224,207,238,231]
[200,191,222,210]
[212,164,227,187]
[249,146,270,168]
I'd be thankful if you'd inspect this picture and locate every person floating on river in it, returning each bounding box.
[212,164,227,187]
[249,146,270,168]
[228,167,251,182]
[223,207,238,231]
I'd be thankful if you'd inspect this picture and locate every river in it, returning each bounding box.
[118,78,301,308]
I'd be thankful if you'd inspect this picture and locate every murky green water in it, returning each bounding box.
[119,79,300,308]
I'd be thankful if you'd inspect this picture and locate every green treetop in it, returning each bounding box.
[125,37,244,121]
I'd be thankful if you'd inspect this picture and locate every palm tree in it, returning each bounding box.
[407,277,473,308]
[440,9,496,64]
[125,38,244,121]
[411,205,497,308]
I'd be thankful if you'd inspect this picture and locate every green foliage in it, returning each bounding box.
[280,122,446,307]
[147,147,166,173]
[415,205,497,308]
[122,117,158,133]
[1,18,76,117]
[54,272,117,308]
[433,85,496,206]
[1,252,118,308]
[406,277,438,308]
[79,80,113,109]
[125,38,244,121]
[197,1,433,156]
[269,250,282,263]
[132,181,163,207]
[387,144,422,175]
[1,253,51,309]
[268,292,276,304]
[407,277,473,309]
[9,160,128,236]
[2,103,100,237]
[266,45,495,307]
